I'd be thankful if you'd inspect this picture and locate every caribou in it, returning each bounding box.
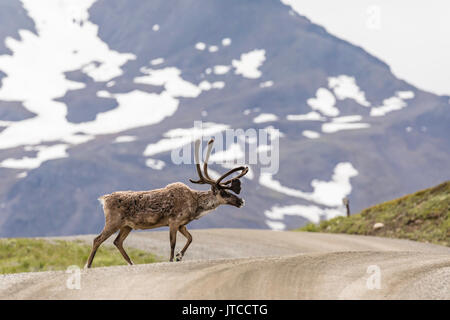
[85,138,248,268]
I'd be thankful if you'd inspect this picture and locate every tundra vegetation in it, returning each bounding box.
[299,181,450,247]
[0,238,160,274]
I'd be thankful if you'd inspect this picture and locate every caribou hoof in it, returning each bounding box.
[175,252,183,262]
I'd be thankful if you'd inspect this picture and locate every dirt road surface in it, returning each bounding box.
[1,229,449,299]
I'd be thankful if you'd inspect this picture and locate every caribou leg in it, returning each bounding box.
[176,225,192,261]
[113,226,133,265]
[169,224,178,262]
[85,227,119,268]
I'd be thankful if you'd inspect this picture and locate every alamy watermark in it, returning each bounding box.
[366,265,381,290]
[66,265,81,290]
[170,121,280,175]
[366,5,382,30]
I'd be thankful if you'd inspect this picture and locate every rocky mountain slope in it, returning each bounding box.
[0,0,448,236]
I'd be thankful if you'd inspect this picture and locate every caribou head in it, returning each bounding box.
[189,139,248,208]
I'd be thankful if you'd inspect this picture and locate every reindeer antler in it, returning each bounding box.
[189,139,216,185]
[189,139,248,192]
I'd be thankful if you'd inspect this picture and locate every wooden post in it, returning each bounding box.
[342,197,350,217]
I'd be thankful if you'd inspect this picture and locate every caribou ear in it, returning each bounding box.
[229,179,242,194]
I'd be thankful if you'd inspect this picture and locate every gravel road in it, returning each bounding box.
[1,229,449,299]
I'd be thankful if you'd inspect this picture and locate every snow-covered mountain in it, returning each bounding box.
[0,0,448,236]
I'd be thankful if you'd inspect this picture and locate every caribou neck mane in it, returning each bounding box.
[195,190,221,215]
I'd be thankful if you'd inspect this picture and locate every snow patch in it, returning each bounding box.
[328,75,370,107]
[150,58,164,66]
[198,80,225,91]
[0,0,193,153]
[17,171,28,179]
[198,81,212,91]
[114,135,137,143]
[265,220,285,231]
[145,158,165,170]
[253,113,278,124]
[302,130,320,139]
[143,122,229,157]
[307,88,339,117]
[397,90,415,100]
[265,205,344,226]
[96,90,111,98]
[259,81,273,88]
[331,115,363,123]
[370,91,415,117]
[0,144,69,169]
[264,126,284,141]
[259,162,358,207]
[322,122,370,133]
[134,67,201,97]
[287,111,325,121]
[208,45,218,53]
[212,81,225,89]
[79,90,179,135]
[221,38,231,46]
[195,42,206,50]
[213,65,230,75]
[209,143,244,164]
[232,49,266,79]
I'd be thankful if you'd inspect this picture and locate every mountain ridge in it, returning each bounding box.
[0,0,448,236]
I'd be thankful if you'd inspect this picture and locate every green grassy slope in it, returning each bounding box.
[299,181,450,247]
[0,238,161,274]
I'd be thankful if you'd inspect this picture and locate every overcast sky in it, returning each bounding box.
[282,0,450,96]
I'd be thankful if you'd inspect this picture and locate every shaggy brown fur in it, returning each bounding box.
[86,139,247,268]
